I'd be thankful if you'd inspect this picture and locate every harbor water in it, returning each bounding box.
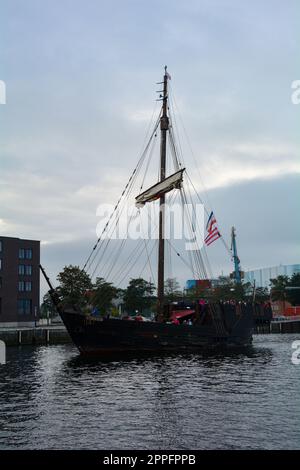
[0,335,299,450]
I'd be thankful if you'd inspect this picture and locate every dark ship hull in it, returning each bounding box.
[60,303,255,356]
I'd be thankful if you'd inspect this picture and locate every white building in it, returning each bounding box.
[245,264,300,288]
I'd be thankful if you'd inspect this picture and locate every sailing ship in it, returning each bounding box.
[41,67,260,356]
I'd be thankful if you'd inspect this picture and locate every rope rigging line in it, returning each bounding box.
[83,79,233,310]
[185,170,232,259]
[106,191,169,285]
[139,130,158,192]
[112,187,181,288]
[185,170,207,212]
[168,82,214,211]
[83,170,137,274]
[89,183,137,278]
[110,206,161,287]
[91,197,140,280]
[138,210,156,283]
[94,138,162,282]
[183,173,214,280]
[180,171,228,335]
[167,87,185,167]
[169,104,212,281]
[102,237,128,281]
[166,225,173,280]
[170,105,212,278]
[135,187,200,287]
[83,113,161,275]
[93,111,161,270]
[138,239,158,282]
[169,84,232,263]
[96,190,146,281]
[115,239,154,288]
[168,116,182,171]
[113,188,177,287]
[179,190,199,280]
[179,187,208,280]
[137,100,161,164]
[165,239,196,274]
[111,237,150,286]
[169,84,232,257]
[168,87,223,277]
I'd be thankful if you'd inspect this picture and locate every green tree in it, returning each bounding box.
[185,286,203,302]
[212,278,252,302]
[91,277,119,314]
[184,278,270,303]
[123,278,156,314]
[270,275,289,301]
[40,292,57,318]
[164,278,182,302]
[56,265,92,307]
[254,287,270,303]
[285,273,300,306]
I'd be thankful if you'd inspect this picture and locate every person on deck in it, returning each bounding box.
[91,307,99,316]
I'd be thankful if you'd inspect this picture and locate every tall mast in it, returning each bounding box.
[231,227,241,285]
[157,66,169,317]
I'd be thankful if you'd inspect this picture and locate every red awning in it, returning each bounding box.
[170,309,195,321]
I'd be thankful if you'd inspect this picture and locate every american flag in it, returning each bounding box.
[205,212,221,246]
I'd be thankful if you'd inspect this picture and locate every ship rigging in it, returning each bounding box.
[40,67,260,355]
[81,66,229,306]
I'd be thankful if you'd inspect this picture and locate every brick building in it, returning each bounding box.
[0,236,40,326]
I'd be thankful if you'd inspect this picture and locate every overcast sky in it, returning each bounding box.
[0,0,299,293]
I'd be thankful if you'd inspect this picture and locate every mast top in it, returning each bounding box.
[164,65,171,81]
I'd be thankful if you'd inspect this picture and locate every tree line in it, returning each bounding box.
[40,265,300,318]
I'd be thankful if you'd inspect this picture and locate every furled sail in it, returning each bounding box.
[135,168,185,207]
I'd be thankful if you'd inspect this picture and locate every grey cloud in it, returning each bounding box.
[0,0,298,297]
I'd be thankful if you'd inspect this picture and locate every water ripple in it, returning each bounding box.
[0,335,299,449]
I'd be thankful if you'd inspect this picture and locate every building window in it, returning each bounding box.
[17,299,32,315]
[0,258,2,270]
[18,265,32,276]
[0,240,2,252]
[25,249,32,259]
[25,265,32,275]
[25,281,32,292]
[18,281,25,292]
[19,265,25,275]
[19,249,25,259]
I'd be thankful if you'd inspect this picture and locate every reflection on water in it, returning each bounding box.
[0,335,299,449]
